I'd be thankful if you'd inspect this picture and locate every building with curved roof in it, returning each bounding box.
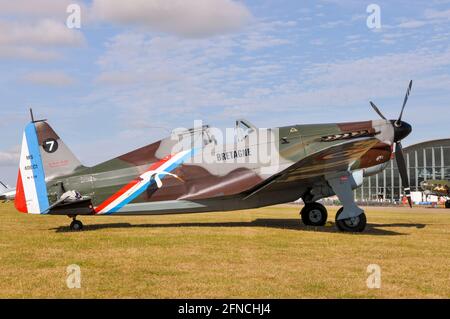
[354,139,450,202]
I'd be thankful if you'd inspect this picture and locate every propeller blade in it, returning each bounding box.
[398,80,412,123]
[395,142,412,208]
[370,101,387,120]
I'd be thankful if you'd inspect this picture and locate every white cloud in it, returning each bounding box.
[0,19,85,61]
[0,19,84,47]
[95,72,140,86]
[91,27,450,130]
[87,22,297,129]
[395,8,450,29]
[242,33,290,50]
[424,9,450,20]
[303,50,450,89]
[398,20,427,29]
[0,46,60,61]
[0,0,74,18]
[0,146,20,167]
[22,71,75,86]
[92,0,252,37]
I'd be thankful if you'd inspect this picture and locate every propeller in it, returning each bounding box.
[370,81,413,207]
[370,101,387,120]
[396,80,412,126]
[395,141,412,207]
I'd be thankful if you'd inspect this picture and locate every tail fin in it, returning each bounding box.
[15,121,83,214]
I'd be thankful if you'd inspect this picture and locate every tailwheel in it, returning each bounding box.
[300,202,328,226]
[335,207,366,232]
[70,219,83,231]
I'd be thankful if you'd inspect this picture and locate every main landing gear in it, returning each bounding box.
[69,216,83,231]
[335,207,367,232]
[300,204,367,232]
[300,202,328,226]
[326,173,367,232]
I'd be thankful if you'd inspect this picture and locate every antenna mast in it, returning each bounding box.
[28,108,47,123]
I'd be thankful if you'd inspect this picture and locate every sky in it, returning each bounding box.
[0,0,449,186]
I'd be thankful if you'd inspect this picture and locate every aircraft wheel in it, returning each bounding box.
[70,220,83,231]
[335,207,366,232]
[300,202,328,226]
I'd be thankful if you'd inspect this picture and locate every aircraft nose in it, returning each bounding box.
[391,120,412,142]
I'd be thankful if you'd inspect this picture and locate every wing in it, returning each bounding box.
[243,137,381,199]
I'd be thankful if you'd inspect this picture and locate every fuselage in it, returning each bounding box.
[0,189,16,201]
[44,119,396,215]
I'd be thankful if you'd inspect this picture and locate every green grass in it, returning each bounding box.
[0,203,449,298]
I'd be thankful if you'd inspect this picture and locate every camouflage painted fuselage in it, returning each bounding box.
[36,119,395,216]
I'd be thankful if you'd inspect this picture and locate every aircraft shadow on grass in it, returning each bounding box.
[52,219,426,236]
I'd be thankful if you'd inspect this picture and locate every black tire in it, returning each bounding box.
[445,200,450,209]
[70,220,83,231]
[335,207,366,232]
[300,202,328,226]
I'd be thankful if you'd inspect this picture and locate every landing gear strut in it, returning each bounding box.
[300,202,328,226]
[335,207,367,232]
[69,217,83,231]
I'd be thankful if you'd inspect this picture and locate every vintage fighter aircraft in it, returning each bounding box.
[0,181,15,202]
[420,180,450,208]
[14,82,414,232]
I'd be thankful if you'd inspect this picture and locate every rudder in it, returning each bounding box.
[15,121,84,214]
[15,122,50,214]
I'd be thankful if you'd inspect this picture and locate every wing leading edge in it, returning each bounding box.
[243,137,382,200]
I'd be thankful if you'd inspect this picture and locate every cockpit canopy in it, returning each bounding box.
[235,119,257,141]
[171,119,258,149]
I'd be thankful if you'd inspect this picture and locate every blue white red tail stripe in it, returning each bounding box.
[15,123,49,214]
[95,148,197,215]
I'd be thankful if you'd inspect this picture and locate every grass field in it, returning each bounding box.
[0,202,449,298]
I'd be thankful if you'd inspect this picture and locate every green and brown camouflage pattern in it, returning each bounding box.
[26,117,397,216]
